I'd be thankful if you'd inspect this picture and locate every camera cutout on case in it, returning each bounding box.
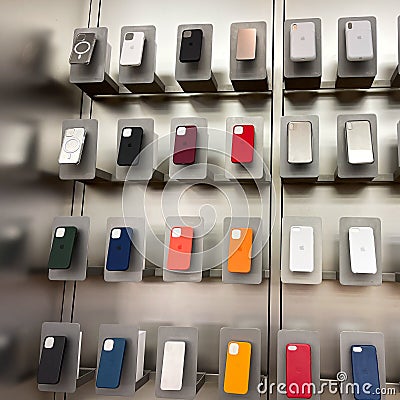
[172,227,182,238]
[122,127,132,137]
[228,342,239,355]
[287,345,298,351]
[353,346,363,353]
[234,126,244,135]
[111,228,122,239]
[176,126,186,136]
[231,229,242,240]
[104,339,114,351]
[55,227,66,238]
[44,337,55,349]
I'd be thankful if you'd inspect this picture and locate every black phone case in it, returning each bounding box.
[179,29,203,63]
[117,127,144,166]
[37,336,67,385]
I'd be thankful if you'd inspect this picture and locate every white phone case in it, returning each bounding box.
[345,20,373,62]
[287,121,313,164]
[120,31,145,67]
[345,120,374,165]
[289,22,316,62]
[160,341,186,391]
[349,227,377,274]
[289,226,314,272]
[58,127,86,165]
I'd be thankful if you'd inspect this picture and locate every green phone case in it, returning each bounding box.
[48,226,77,269]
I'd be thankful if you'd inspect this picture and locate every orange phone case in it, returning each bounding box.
[227,228,253,273]
[224,341,252,395]
[167,226,193,271]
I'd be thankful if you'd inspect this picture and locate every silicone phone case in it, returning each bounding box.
[106,227,133,272]
[227,228,253,274]
[167,226,194,271]
[173,126,198,165]
[117,127,144,166]
[96,338,127,389]
[48,226,77,270]
[37,336,67,385]
[224,341,252,395]
[179,29,203,63]
[231,125,255,164]
[160,341,186,391]
[351,345,380,400]
[286,343,312,399]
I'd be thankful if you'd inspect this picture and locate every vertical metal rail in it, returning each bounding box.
[268,0,285,397]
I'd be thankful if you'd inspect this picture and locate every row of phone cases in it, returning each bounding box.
[58,118,377,172]
[37,333,254,395]
[37,330,382,400]
[38,332,145,389]
[289,19,375,63]
[58,124,256,167]
[289,224,377,275]
[48,224,255,274]
[69,25,259,69]
[48,219,377,277]
[69,18,376,74]
[286,119,375,165]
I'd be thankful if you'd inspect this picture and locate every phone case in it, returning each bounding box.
[286,343,312,399]
[160,341,186,391]
[106,227,133,272]
[236,28,257,61]
[349,227,377,274]
[345,21,374,62]
[120,31,145,67]
[173,126,198,165]
[351,345,380,400]
[48,226,77,270]
[167,226,194,271]
[69,32,97,65]
[117,127,144,166]
[224,341,252,395]
[345,121,374,165]
[290,22,316,62]
[58,127,86,165]
[287,121,313,164]
[96,338,126,389]
[227,228,253,274]
[231,125,255,164]
[179,29,203,63]
[289,226,314,273]
[37,336,67,385]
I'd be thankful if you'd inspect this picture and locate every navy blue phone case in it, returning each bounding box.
[106,227,133,271]
[351,345,380,400]
[96,338,126,389]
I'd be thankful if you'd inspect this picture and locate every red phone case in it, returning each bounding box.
[286,343,312,399]
[231,125,255,164]
[167,226,194,271]
[173,126,197,165]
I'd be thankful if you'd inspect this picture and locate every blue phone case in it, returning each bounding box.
[351,345,380,400]
[106,227,133,271]
[96,338,126,389]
